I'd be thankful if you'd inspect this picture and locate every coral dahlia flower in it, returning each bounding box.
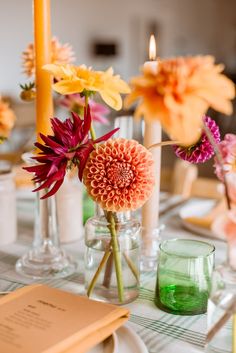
[83,138,155,212]
[126,55,235,145]
[0,97,16,141]
[173,116,220,163]
[24,106,118,198]
[22,37,75,77]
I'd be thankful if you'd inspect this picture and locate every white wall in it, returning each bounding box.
[0,0,236,98]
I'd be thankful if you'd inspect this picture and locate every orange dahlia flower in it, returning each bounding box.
[0,97,16,140]
[22,37,75,77]
[83,138,155,212]
[126,55,235,145]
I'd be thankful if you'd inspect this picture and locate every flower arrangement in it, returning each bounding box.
[59,94,110,125]
[211,135,236,269]
[0,96,16,143]
[22,37,75,78]
[44,64,130,111]
[83,138,155,212]
[20,37,75,102]
[214,134,236,182]
[21,39,110,127]
[25,63,155,303]
[24,107,119,198]
[173,116,221,163]
[126,55,235,145]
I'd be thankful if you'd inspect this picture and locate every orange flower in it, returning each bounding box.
[126,56,235,145]
[0,97,16,140]
[83,138,155,212]
[22,37,75,77]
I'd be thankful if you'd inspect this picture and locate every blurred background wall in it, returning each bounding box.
[1,0,236,97]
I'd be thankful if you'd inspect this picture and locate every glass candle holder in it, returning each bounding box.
[155,239,215,315]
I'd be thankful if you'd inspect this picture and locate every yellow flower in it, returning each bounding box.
[0,97,16,140]
[125,56,235,145]
[43,64,130,110]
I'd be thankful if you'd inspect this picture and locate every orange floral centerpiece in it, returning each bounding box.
[20,37,75,102]
[25,63,155,303]
[22,37,75,78]
[126,55,235,145]
[0,96,16,143]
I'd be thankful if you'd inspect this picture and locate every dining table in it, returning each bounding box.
[0,193,227,353]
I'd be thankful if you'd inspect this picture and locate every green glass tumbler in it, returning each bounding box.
[155,239,215,315]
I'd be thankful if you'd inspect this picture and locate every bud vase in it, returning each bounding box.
[15,152,77,279]
[84,206,141,304]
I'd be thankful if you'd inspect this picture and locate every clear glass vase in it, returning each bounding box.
[207,264,236,353]
[207,243,236,353]
[15,153,77,279]
[84,206,141,304]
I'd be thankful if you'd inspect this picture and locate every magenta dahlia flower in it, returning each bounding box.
[59,94,110,125]
[173,116,220,163]
[24,106,118,198]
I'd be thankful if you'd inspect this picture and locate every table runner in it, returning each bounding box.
[0,197,227,353]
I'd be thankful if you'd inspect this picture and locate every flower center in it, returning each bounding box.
[106,161,134,188]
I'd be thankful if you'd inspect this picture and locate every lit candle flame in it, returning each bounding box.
[149,34,156,61]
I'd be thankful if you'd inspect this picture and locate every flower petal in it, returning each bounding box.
[52,80,84,95]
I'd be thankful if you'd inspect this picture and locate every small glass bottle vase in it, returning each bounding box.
[84,206,141,304]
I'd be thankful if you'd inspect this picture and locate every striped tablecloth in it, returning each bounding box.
[0,196,227,353]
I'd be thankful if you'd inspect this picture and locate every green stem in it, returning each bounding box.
[84,92,97,141]
[90,125,97,141]
[123,252,139,284]
[107,211,124,302]
[84,93,89,108]
[103,251,113,288]
[87,250,111,297]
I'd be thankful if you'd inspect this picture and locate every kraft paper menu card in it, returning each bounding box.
[0,284,129,353]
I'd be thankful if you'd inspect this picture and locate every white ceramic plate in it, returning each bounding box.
[88,324,148,353]
[116,325,148,353]
[179,199,224,239]
[89,335,116,353]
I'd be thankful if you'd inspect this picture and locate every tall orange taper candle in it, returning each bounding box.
[142,35,161,231]
[34,0,53,143]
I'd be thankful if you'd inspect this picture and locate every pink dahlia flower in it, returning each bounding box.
[60,94,110,125]
[24,106,118,198]
[83,138,155,212]
[226,173,236,204]
[214,134,236,181]
[173,116,220,163]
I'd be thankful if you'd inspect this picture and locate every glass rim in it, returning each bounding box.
[159,238,215,259]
